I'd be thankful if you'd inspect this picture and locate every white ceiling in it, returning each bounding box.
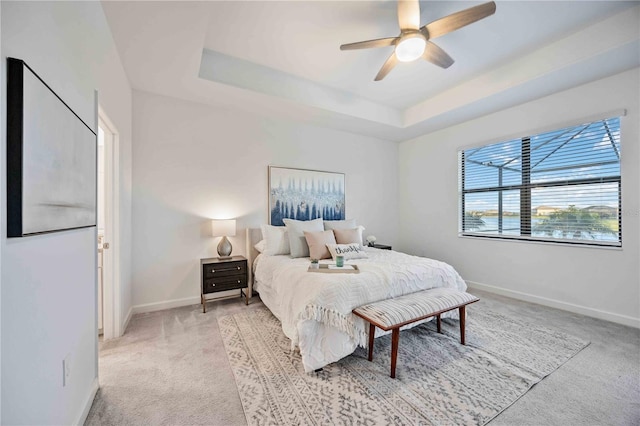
[102,1,640,142]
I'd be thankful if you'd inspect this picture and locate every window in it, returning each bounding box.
[459,117,621,247]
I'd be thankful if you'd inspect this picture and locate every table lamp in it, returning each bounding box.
[211,219,236,259]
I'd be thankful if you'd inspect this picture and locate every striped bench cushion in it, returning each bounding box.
[353,287,479,330]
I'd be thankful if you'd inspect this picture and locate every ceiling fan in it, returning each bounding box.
[340,0,496,81]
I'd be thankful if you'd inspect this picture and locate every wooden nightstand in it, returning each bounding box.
[371,244,392,250]
[200,255,248,313]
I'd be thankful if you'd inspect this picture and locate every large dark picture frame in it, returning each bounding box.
[268,166,345,226]
[7,58,97,237]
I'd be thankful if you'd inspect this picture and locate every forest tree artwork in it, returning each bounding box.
[269,166,345,226]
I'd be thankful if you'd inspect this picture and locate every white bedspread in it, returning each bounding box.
[254,247,466,371]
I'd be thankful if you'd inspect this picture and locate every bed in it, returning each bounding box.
[245,228,467,372]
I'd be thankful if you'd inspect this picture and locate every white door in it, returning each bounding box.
[98,112,120,339]
[97,126,105,334]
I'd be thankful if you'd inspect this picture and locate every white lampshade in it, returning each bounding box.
[211,219,236,237]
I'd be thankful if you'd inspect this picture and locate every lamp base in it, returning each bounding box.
[217,236,232,258]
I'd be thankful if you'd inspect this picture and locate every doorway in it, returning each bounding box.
[98,110,121,340]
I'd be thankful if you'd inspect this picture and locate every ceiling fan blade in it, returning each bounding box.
[398,0,420,31]
[422,41,454,69]
[421,1,496,40]
[375,52,398,81]
[340,37,398,51]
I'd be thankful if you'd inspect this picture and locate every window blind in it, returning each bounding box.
[459,117,621,247]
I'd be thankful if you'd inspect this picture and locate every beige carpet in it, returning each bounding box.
[220,306,589,425]
[84,292,640,425]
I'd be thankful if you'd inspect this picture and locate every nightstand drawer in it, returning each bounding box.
[203,261,247,279]
[203,275,247,294]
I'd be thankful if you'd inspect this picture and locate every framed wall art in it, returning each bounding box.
[7,58,97,237]
[268,166,345,226]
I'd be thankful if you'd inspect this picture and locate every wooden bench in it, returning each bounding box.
[353,287,479,378]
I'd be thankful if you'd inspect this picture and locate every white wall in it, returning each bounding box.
[1,2,131,424]
[398,68,640,327]
[132,90,398,309]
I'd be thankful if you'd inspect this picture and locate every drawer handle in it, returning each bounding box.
[211,280,242,285]
[210,267,243,273]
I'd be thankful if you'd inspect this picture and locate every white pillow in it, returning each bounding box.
[260,224,290,255]
[324,219,357,231]
[254,240,266,253]
[283,218,324,258]
[326,243,369,261]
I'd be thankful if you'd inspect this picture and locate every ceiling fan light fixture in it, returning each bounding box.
[395,33,426,62]
[340,1,496,80]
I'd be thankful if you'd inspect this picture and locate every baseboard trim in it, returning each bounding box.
[122,306,133,335]
[132,296,200,315]
[132,290,242,315]
[467,280,640,329]
[74,377,99,426]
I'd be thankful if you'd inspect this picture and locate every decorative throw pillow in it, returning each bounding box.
[333,226,365,246]
[254,240,266,253]
[304,230,336,260]
[326,243,369,261]
[324,219,357,231]
[283,218,324,258]
[260,224,290,255]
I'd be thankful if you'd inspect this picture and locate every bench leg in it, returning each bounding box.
[391,328,399,378]
[436,314,442,333]
[459,306,466,345]
[368,323,375,362]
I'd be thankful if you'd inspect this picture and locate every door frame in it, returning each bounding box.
[98,108,121,339]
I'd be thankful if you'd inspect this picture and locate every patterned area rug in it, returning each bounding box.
[219,306,589,425]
